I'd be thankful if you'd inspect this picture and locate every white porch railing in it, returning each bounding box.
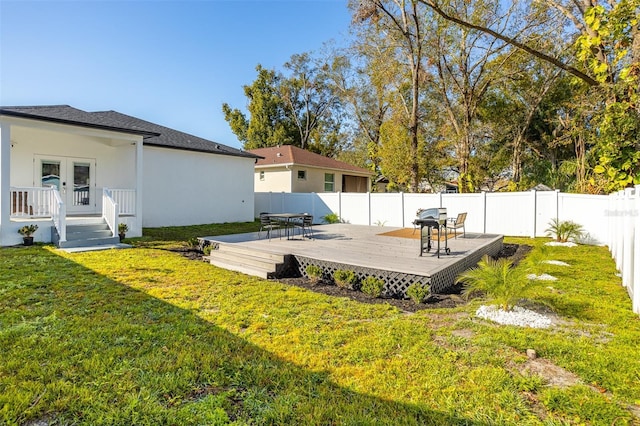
[109,188,136,216]
[51,188,66,243]
[102,188,119,238]
[9,186,54,217]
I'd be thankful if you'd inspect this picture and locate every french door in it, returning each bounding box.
[35,155,96,214]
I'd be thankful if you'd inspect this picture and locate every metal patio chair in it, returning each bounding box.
[259,213,281,240]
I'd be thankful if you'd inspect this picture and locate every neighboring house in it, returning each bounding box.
[249,145,373,193]
[0,105,260,247]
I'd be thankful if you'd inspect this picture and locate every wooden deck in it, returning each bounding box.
[202,224,503,296]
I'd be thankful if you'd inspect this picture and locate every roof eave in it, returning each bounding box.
[143,141,263,159]
[0,109,160,137]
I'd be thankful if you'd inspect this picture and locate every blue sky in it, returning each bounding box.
[0,0,352,149]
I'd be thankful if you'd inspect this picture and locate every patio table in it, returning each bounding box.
[266,213,306,240]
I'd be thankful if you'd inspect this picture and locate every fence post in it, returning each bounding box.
[531,189,537,238]
[634,185,640,314]
[401,192,405,228]
[338,192,342,221]
[482,191,487,234]
[368,192,372,226]
[623,188,634,289]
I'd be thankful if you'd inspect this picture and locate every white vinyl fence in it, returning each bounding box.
[256,189,640,314]
[607,186,640,315]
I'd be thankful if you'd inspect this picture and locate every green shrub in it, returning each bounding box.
[202,245,213,256]
[361,276,385,298]
[305,265,323,284]
[457,255,532,311]
[333,269,357,289]
[322,212,341,224]
[545,218,584,242]
[406,283,429,304]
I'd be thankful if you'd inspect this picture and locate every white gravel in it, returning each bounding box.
[545,241,577,247]
[527,273,558,281]
[476,305,552,329]
[542,260,570,266]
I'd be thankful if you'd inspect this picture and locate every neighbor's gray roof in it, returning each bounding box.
[0,105,259,159]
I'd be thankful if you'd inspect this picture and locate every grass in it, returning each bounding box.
[1,229,639,425]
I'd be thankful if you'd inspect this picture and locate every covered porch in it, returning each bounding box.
[0,109,150,246]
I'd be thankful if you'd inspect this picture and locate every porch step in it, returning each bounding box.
[57,220,120,249]
[209,244,286,279]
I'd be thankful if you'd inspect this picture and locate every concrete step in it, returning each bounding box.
[210,258,274,279]
[216,243,285,263]
[66,223,114,241]
[58,236,121,248]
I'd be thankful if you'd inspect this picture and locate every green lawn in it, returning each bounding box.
[1,228,639,425]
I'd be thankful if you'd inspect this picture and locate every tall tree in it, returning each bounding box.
[222,65,297,149]
[417,0,640,191]
[354,0,430,192]
[280,53,342,152]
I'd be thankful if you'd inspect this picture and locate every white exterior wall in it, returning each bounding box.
[143,146,255,227]
[9,125,136,198]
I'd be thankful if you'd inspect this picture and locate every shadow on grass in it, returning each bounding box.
[1,246,483,426]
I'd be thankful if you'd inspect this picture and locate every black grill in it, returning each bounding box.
[415,208,450,257]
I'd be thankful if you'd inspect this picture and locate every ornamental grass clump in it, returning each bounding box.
[321,212,341,224]
[305,265,323,285]
[457,255,532,311]
[406,283,429,304]
[360,276,385,298]
[333,269,357,289]
[545,218,584,243]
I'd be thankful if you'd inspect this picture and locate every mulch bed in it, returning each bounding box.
[172,242,531,313]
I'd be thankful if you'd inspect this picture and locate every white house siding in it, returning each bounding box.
[143,146,255,227]
[9,123,138,207]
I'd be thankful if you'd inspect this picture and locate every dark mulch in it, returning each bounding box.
[174,242,531,313]
[275,243,531,313]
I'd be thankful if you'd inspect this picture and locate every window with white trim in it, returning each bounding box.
[324,173,335,192]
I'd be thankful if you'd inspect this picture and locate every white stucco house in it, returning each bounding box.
[249,145,373,193]
[0,105,260,247]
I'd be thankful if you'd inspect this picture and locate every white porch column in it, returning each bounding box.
[135,137,144,234]
[0,120,11,245]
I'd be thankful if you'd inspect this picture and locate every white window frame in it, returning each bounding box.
[324,173,335,192]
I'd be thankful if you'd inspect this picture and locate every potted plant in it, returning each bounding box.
[118,223,128,242]
[18,224,38,246]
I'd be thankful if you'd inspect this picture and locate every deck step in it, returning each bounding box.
[216,243,285,262]
[210,258,274,279]
[209,243,285,279]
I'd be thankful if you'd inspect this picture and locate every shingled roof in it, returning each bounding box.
[248,145,372,174]
[0,105,259,159]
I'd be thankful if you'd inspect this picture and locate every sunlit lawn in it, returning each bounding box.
[1,225,639,425]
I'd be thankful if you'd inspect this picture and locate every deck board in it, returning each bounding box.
[203,224,502,280]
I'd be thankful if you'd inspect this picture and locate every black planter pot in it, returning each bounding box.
[119,233,126,242]
[23,236,34,246]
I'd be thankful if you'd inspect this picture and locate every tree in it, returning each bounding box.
[354,0,430,192]
[222,65,297,149]
[417,0,640,191]
[280,53,342,152]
